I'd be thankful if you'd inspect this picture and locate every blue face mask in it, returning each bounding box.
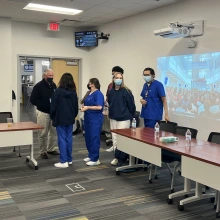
[114,79,122,86]
[143,75,152,83]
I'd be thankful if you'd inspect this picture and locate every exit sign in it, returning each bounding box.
[47,22,60,31]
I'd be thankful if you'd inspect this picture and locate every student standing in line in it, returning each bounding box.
[106,66,124,152]
[80,84,91,135]
[140,67,169,128]
[108,72,136,165]
[81,78,104,166]
[50,73,78,168]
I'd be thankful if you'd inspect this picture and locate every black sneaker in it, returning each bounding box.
[47,150,60,155]
[41,153,48,159]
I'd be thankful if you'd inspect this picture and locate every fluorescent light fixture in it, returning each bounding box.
[23,3,83,15]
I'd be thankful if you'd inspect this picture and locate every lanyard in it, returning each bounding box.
[145,84,151,99]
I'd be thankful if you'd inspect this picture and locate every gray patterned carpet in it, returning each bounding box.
[0,106,216,220]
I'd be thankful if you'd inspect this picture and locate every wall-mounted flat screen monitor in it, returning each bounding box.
[75,31,98,47]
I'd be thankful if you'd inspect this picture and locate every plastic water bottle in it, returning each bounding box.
[154,122,160,138]
[132,118,136,132]
[185,129,191,147]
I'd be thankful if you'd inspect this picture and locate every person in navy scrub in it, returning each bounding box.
[140,67,169,128]
[50,73,78,168]
[108,72,136,165]
[81,78,104,166]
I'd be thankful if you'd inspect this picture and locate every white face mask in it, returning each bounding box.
[143,75,152,83]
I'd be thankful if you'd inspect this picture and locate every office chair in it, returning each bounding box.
[0,112,21,157]
[159,121,177,133]
[148,121,178,183]
[207,132,220,218]
[175,126,198,138]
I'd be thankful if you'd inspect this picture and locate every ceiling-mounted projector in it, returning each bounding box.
[154,20,204,39]
[154,26,190,38]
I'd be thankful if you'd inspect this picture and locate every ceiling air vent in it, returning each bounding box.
[61,19,81,25]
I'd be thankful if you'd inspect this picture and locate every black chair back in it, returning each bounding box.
[175,126,198,139]
[207,132,220,144]
[0,112,13,123]
[134,111,140,127]
[159,121,177,133]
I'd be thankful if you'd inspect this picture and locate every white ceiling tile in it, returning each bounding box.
[140,0,180,6]
[124,3,157,12]
[32,0,95,10]
[109,8,139,16]
[71,0,108,5]
[116,0,146,3]
[90,17,114,23]
[68,15,94,22]
[5,0,32,3]
[13,10,91,23]
[100,0,138,9]
[0,0,186,26]
[98,14,119,19]
[96,13,125,20]
[81,6,120,17]
[0,1,27,17]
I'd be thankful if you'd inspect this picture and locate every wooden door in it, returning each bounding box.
[52,59,79,120]
[51,59,79,92]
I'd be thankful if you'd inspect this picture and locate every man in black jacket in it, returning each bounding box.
[30,69,59,159]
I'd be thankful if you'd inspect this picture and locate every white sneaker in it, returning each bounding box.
[86,160,101,166]
[106,146,114,152]
[68,162,72,165]
[84,157,90,162]
[54,162,69,168]
[111,158,118,166]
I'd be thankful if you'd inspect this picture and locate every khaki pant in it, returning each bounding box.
[110,119,130,149]
[36,110,57,154]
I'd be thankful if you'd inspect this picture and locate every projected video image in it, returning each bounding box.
[157,52,220,120]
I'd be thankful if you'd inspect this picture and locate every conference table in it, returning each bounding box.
[0,122,43,170]
[111,127,220,217]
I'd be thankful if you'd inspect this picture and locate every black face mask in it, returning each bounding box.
[87,84,91,90]
[47,78,53,84]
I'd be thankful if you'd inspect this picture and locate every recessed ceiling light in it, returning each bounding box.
[23,3,83,16]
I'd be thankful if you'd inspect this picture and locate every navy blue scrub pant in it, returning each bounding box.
[56,125,73,163]
[84,113,103,162]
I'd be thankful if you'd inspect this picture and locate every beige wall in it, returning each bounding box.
[0,20,92,121]
[0,18,12,113]
[89,0,220,139]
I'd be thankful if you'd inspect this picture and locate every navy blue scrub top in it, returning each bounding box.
[140,80,166,120]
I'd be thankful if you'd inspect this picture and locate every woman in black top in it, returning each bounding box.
[108,72,136,165]
[50,73,78,168]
